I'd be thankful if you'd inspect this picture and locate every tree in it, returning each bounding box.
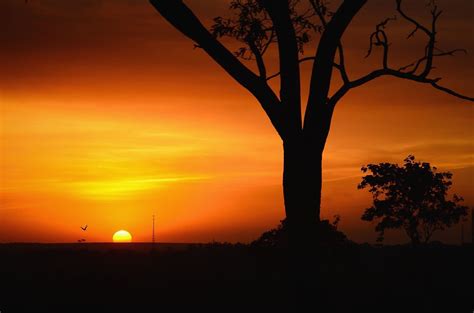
[358,155,468,244]
[149,0,473,248]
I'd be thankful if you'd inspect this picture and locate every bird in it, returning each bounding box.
[80,225,88,231]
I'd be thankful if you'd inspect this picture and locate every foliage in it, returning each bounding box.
[252,215,350,248]
[210,0,321,60]
[358,155,468,244]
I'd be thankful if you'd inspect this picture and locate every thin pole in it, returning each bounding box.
[152,214,155,244]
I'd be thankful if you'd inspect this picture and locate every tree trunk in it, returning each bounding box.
[282,137,324,308]
[283,137,322,256]
[283,138,322,240]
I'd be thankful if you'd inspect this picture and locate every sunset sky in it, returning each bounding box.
[1,0,472,244]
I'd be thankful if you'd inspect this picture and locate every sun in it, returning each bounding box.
[113,230,132,243]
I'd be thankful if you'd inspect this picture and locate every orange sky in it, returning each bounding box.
[1,0,472,244]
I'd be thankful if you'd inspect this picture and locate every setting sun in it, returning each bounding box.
[112,230,132,243]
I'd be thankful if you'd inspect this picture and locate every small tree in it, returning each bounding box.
[358,155,468,244]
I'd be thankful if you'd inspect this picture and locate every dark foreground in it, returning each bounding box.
[0,243,472,312]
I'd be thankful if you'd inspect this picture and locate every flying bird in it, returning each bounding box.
[80,225,88,231]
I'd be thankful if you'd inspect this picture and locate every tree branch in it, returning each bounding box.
[304,0,367,145]
[330,0,474,105]
[430,81,474,102]
[365,17,396,69]
[310,0,350,83]
[266,56,316,81]
[247,38,267,79]
[395,0,431,36]
[267,56,345,83]
[337,42,350,83]
[331,68,474,105]
[260,29,275,56]
[396,0,439,77]
[398,48,467,73]
[262,0,303,134]
[149,0,287,138]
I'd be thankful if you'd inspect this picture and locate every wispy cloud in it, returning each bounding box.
[66,176,211,199]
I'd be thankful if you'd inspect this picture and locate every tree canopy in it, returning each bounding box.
[358,155,468,244]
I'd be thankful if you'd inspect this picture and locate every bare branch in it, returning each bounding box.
[310,0,350,83]
[331,68,474,105]
[267,56,346,83]
[266,72,280,81]
[330,0,473,106]
[365,17,396,69]
[309,0,328,28]
[396,0,431,36]
[247,38,267,79]
[398,48,467,72]
[260,29,275,56]
[396,0,440,77]
[430,81,474,102]
[262,0,303,132]
[336,41,349,83]
[305,0,367,145]
[267,56,316,81]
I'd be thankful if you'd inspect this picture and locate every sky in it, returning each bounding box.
[1,0,472,244]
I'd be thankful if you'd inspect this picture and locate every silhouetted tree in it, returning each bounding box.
[358,155,468,244]
[149,0,473,248]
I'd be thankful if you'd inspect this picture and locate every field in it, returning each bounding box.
[0,243,471,312]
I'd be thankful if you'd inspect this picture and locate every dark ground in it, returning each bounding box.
[0,243,472,312]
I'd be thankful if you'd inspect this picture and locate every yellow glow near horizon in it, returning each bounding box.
[71,176,210,199]
[113,230,132,243]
